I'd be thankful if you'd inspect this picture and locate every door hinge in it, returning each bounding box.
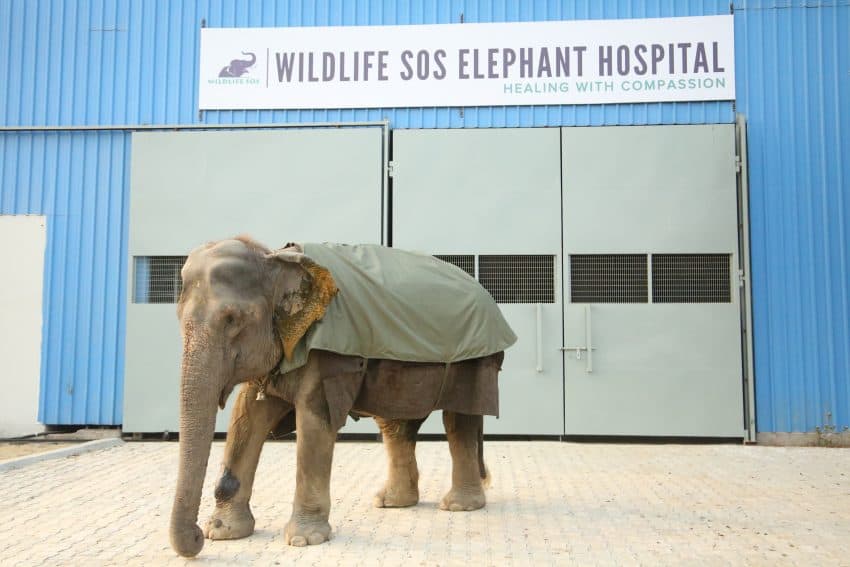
[387,160,397,178]
[735,155,742,173]
[737,269,746,287]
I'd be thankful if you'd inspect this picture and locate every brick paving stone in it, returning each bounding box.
[1,441,849,565]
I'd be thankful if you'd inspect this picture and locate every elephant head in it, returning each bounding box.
[169,237,337,557]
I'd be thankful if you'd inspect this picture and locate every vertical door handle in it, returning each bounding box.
[560,304,594,373]
[536,303,543,373]
[584,305,593,373]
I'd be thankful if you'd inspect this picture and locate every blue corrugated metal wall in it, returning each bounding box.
[0,131,129,424]
[0,1,847,432]
[735,1,850,433]
[0,0,734,127]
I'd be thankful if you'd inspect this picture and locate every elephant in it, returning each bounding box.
[169,237,516,558]
[219,51,256,77]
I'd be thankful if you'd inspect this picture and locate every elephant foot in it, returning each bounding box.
[373,484,419,508]
[439,487,486,512]
[203,504,255,540]
[284,517,331,547]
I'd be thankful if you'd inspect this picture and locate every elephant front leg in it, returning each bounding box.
[285,401,336,546]
[204,383,290,541]
[373,417,426,508]
[440,411,487,512]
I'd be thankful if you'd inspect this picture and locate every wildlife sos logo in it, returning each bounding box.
[207,50,261,85]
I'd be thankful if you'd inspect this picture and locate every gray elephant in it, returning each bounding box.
[169,237,516,557]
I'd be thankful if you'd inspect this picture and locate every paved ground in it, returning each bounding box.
[1,440,849,566]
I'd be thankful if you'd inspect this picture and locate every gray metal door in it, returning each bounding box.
[124,127,384,433]
[562,125,745,437]
[392,128,563,435]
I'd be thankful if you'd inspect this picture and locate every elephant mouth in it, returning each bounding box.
[218,382,236,410]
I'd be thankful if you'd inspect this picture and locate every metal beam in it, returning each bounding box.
[0,121,389,133]
[737,113,757,443]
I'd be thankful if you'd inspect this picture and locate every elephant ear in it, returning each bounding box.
[267,246,339,362]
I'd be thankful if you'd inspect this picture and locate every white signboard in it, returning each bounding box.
[199,16,735,110]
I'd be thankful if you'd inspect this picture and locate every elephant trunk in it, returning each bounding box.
[169,333,223,557]
[242,51,256,65]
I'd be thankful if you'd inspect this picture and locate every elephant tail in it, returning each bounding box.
[478,423,491,489]
[481,465,492,489]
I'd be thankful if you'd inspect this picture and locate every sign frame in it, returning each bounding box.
[199,16,735,110]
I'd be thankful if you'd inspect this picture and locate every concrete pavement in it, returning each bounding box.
[1,440,848,566]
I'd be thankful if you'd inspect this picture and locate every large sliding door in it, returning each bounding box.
[392,124,745,438]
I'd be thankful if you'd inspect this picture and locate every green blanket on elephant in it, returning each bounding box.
[278,243,517,374]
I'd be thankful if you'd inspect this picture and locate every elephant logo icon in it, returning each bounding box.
[219,51,257,78]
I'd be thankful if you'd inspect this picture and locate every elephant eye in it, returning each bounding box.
[220,308,243,330]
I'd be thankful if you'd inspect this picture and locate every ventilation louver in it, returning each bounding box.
[134,256,187,303]
[652,254,731,303]
[570,254,648,303]
[434,255,475,277]
[478,255,556,304]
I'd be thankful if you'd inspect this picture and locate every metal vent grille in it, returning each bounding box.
[652,254,731,303]
[570,254,648,303]
[434,255,475,277]
[134,256,187,303]
[478,255,555,304]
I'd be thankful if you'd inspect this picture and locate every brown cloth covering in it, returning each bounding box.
[272,350,503,432]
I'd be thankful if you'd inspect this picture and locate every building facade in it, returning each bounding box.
[0,1,847,441]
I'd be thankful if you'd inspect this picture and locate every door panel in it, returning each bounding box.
[563,125,738,253]
[0,216,46,437]
[564,303,744,435]
[392,128,563,435]
[562,125,744,437]
[392,129,561,254]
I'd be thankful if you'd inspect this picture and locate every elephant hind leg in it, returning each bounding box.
[373,416,426,508]
[440,411,486,512]
[477,420,491,489]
